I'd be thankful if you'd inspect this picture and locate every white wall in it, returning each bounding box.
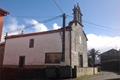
[3,31,70,66]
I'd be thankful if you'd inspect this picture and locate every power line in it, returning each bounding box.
[71,0,76,2]
[67,15,120,35]
[83,21,120,33]
[84,21,112,30]
[9,15,58,19]
[84,23,114,33]
[52,0,64,13]
[7,14,116,35]
[7,14,62,34]
[23,14,62,30]
[71,0,79,6]
[41,14,62,23]
[67,15,116,32]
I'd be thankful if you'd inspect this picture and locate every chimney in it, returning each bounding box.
[0,8,9,41]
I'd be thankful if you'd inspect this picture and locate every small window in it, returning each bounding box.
[29,39,34,48]
[45,53,61,64]
[79,36,82,44]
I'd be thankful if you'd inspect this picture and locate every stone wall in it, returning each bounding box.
[4,31,71,66]
[76,67,98,77]
[71,23,88,67]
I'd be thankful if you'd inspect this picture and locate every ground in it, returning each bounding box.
[76,71,120,80]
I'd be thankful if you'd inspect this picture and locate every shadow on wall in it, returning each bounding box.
[1,66,73,80]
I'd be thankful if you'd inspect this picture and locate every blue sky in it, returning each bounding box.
[1,0,120,52]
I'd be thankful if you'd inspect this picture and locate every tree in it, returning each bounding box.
[88,48,100,67]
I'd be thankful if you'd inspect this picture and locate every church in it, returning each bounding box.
[0,4,94,79]
[3,4,88,68]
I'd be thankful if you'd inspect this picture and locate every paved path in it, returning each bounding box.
[51,72,120,80]
[89,72,120,80]
[61,72,120,80]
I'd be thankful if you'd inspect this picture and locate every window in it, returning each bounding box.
[79,55,83,67]
[29,39,34,48]
[45,53,61,64]
[19,56,25,67]
[79,36,82,44]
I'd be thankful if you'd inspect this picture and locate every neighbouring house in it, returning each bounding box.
[100,49,120,72]
[0,8,9,41]
[0,8,9,67]
[0,42,5,66]
[2,5,92,79]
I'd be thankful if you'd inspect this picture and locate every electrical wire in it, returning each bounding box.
[84,23,114,34]
[7,14,117,35]
[10,15,58,19]
[84,21,113,30]
[7,14,62,34]
[52,0,64,13]
[7,0,65,34]
[67,15,117,32]
[40,14,62,23]
[70,0,75,2]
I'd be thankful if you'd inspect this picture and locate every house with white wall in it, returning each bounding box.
[3,5,88,69]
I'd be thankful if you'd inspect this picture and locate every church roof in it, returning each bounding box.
[5,27,71,39]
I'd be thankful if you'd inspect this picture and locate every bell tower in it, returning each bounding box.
[73,3,83,25]
[0,8,9,41]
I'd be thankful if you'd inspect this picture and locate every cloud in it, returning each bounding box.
[87,34,120,52]
[4,18,49,37]
[1,33,5,42]
[53,23,61,30]
[1,18,49,42]
[5,17,25,35]
[8,18,18,31]
[27,19,48,32]
[0,17,25,42]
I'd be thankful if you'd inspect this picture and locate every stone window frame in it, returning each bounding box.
[29,38,34,48]
[45,52,62,64]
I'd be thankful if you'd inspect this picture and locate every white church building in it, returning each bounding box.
[3,5,88,70]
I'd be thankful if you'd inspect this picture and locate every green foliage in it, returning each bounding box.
[88,48,100,67]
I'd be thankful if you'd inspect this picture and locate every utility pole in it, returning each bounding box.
[61,13,66,62]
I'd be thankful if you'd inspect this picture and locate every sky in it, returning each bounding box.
[0,0,120,52]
